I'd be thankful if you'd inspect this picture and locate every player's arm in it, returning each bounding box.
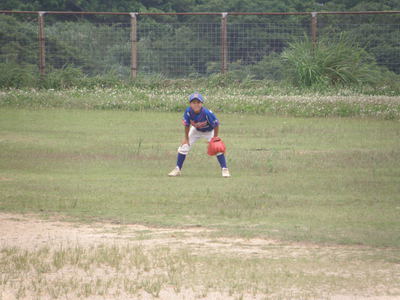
[182,108,191,145]
[182,125,190,145]
[213,125,219,137]
[206,110,220,137]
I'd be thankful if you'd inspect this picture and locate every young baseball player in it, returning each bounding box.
[168,93,231,177]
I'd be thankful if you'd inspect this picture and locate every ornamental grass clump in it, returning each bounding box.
[282,34,383,87]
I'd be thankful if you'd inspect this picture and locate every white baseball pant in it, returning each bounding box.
[178,127,214,155]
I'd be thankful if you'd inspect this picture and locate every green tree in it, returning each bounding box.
[0,14,37,65]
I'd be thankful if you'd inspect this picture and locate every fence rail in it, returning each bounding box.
[1,10,400,79]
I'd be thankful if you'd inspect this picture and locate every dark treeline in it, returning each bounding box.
[1,0,400,14]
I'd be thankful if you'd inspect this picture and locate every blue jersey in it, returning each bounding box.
[182,107,219,132]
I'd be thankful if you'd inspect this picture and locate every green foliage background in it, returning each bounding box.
[1,0,399,89]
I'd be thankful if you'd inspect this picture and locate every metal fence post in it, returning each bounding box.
[221,12,228,74]
[130,12,138,79]
[311,12,318,48]
[38,11,46,78]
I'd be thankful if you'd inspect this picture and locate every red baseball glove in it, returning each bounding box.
[207,137,226,156]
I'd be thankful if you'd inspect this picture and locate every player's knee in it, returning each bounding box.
[178,144,190,155]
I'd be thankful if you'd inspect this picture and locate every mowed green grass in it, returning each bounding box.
[1,108,399,247]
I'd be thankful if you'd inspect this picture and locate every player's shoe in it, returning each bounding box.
[222,168,231,178]
[168,167,181,177]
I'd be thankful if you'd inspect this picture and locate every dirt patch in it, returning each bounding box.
[0,212,390,259]
[0,213,279,257]
[0,177,12,181]
[1,213,399,300]
[1,212,352,260]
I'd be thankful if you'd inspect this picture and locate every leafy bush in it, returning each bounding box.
[0,62,37,88]
[248,52,285,81]
[40,66,86,89]
[41,67,130,89]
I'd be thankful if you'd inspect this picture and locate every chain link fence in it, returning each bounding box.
[1,11,399,79]
[138,21,221,77]
[317,13,400,74]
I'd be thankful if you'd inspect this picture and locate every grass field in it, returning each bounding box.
[1,102,400,299]
[1,107,399,246]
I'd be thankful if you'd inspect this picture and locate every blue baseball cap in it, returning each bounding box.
[189,93,204,103]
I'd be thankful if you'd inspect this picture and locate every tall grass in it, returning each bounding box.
[282,34,385,87]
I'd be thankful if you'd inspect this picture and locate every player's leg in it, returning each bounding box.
[188,126,201,147]
[206,131,230,177]
[169,127,200,176]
